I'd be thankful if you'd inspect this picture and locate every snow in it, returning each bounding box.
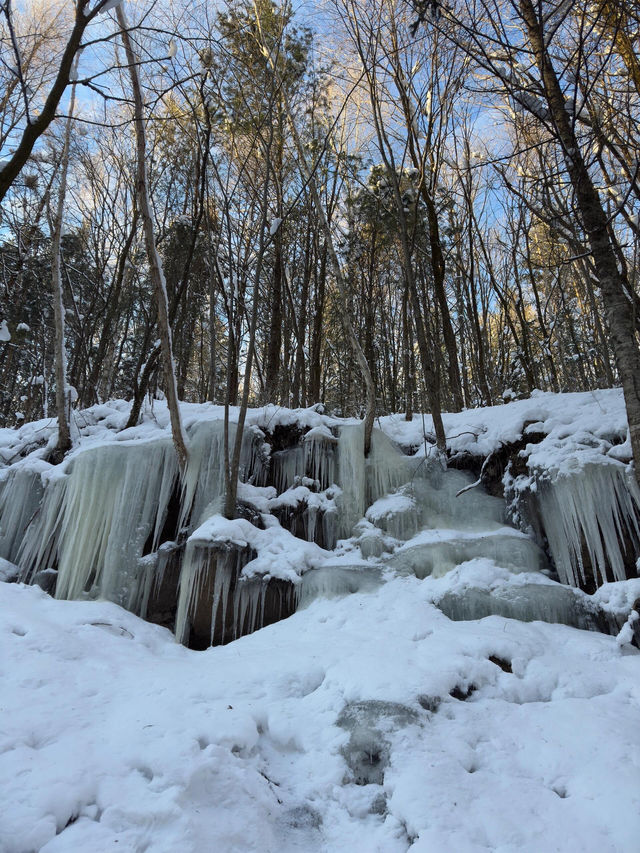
[378,388,631,476]
[1,575,638,852]
[366,491,415,521]
[592,577,640,613]
[0,389,625,479]
[0,319,10,342]
[187,513,327,582]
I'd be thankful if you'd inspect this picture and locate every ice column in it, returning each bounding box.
[538,461,640,587]
[19,438,178,605]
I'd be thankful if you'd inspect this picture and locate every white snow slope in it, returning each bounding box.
[1,567,639,853]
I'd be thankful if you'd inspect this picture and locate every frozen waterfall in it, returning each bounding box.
[2,411,637,648]
[538,462,640,589]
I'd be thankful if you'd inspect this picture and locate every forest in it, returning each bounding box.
[1,0,639,476]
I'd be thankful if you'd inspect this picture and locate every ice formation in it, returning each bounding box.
[336,424,367,537]
[0,465,45,563]
[175,552,299,648]
[19,439,178,606]
[436,582,606,631]
[266,428,337,495]
[538,461,640,587]
[389,528,547,579]
[297,563,384,608]
[269,485,338,549]
[366,489,418,541]
[175,542,257,646]
[336,424,408,537]
[179,420,243,529]
[1,399,638,649]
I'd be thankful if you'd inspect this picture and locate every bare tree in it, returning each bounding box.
[115,1,188,472]
[0,0,120,203]
[48,57,80,461]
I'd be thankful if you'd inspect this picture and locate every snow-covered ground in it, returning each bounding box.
[2,568,639,853]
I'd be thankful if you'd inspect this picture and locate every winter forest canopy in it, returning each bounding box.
[0,0,639,464]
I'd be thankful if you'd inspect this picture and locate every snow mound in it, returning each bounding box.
[1,575,638,852]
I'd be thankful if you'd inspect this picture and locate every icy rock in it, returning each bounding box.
[33,568,57,595]
[410,464,506,530]
[435,583,609,632]
[337,700,419,786]
[269,485,338,549]
[366,489,418,541]
[297,563,384,608]
[615,609,640,647]
[389,528,548,579]
[356,522,393,559]
[133,541,184,628]
[0,556,20,582]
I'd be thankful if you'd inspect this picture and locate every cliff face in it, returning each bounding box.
[0,391,638,649]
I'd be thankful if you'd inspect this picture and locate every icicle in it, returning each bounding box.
[538,462,640,587]
[303,429,337,489]
[179,421,231,531]
[271,447,306,494]
[175,542,258,646]
[0,466,44,563]
[234,578,264,640]
[174,541,205,644]
[365,430,409,506]
[336,424,366,537]
[322,507,338,550]
[18,473,67,584]
[131,552,158,617]
[245,426,270,487]
[336,426,410,537]
[304,504,318,544]
[18,439,178,605]
[214,551,234,646]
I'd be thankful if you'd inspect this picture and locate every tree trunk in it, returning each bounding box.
[276,97,376,452]
[116,3,188,474]
[309,241,327,403]
[0,2,94,203]
[520,0,640,485]
[49,68,79,461]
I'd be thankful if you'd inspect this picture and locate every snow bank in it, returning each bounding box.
[378,388,631,473]
[1,575,638,852]
[0,389,631,485]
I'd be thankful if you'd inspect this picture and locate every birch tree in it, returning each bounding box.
[115,2,189,472]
